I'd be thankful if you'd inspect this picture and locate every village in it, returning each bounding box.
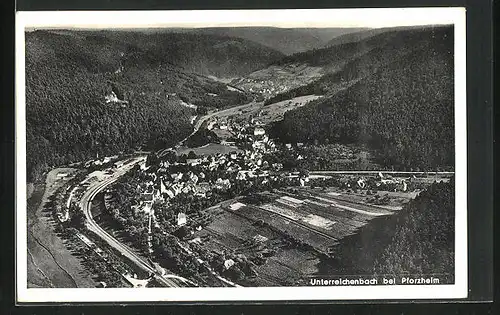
[129,117,290,228]
[117,110,437,241]
[44,104,454,288]
[46,108,454,288]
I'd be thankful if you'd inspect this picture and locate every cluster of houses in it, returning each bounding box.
[235,78,289,98]
[128,123,289,227]
[83,155,119,168]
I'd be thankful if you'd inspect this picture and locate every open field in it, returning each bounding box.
[195,207,283,254]
[233,63,325,99]
[291,186,416,211]
[237,205,336,253]
[204,100,263,124]
[206,95,322,125]
[194,204,322,286]
[27,168,96,288]
[176,143,242,156]
[190,185,421,286]
[259,95,322,123]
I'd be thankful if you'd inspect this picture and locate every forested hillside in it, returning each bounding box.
[270,26,454,170]
[264,27,446,105]
[25,30,263,181]
[373,181,454,280]
[184,27,365,55]
[272,25,443,69]
[331,181,455,281]
[322,25,427,48]
[65,29,285,78]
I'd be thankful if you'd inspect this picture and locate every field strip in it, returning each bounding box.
[317,192,404,211]
[257,269,287,286]
[269,256,305,276]
[30,230,78,287]
[203,226,244,251]
[253,205,338,241]
[267,201,339,231]
[302,200,367,228]
[304,199,330,208]
[229,205,339,251]
[311,196,387,216]
[27,247,54,288]
[260,203,300,220]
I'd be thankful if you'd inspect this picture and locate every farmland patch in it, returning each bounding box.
[303,214,336,229]
[176,143,242,156]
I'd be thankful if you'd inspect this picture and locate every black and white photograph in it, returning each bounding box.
[15,8,467,302]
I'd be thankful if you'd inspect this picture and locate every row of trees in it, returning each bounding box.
[185,129,221,148]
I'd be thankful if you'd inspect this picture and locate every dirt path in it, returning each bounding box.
[27,168,96,288]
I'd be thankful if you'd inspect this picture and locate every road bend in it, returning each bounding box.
[159,98,260,156]
[79,159,186,288]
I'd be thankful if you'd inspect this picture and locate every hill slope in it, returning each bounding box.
[322,25,432,48]
[184,27,366,55]
[331,181,454,281]
[269,26,454,170]
[38,29,284,77]
[25,30,261,181]
[80,29,284,78]
[231,26,450,101]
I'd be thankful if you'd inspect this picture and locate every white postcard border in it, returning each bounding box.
[15,8,467,302]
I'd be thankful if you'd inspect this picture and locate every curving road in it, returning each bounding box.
[158,98,260,156]
[79,158,184,287]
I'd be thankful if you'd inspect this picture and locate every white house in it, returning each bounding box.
[299,177,310,187]
[182,186,193,194]
[187,158,201,166]
[142,202,153,214]
[224,259,235,270]
[254,127,265,136]
[189,173,199,184]
[236,171,247,180]
[160,180,168,194]
[215,178,231,190]
[207,121,216,130]
[357,178,366,188]
[105,91,119,104]
[165,189,175,199]
[177,213,187,226]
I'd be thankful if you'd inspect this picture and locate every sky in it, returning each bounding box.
[18,8,464,30]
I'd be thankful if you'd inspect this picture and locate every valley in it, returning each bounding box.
[25,24,456,288]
